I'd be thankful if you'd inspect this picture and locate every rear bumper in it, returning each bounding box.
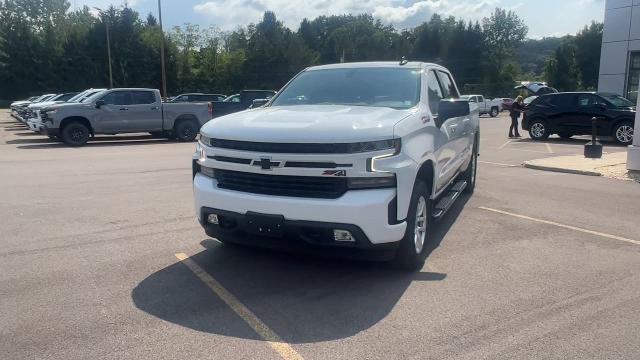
[193,172,407,248]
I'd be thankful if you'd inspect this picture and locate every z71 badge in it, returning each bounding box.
[322,170,347,176]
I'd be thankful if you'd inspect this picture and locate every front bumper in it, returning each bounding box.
[43,125,60,137]
[193,172,407,248]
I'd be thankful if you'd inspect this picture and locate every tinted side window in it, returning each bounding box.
[131,91,156,105]
[427,70,444,114]
[101,91,131,106]
[437,71,459,99]
[576,94,595,107]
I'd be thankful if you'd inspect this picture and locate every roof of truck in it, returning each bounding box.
[307,61,445,71]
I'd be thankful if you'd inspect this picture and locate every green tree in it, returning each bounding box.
[545,41,579,91]
[574,22,603,89]
[482,8,528,72]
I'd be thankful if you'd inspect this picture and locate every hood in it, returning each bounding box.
[28,100,62,109]
[201,105,413,143]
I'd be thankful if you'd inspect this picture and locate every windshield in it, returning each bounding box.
[271,67,422,109]
[601,94,635,108]
[81,90,106,103]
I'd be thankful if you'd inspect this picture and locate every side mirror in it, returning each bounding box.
[95,99,105,109]
[250,99,269,109]
[596,103,608,112]
[436,99,470,127]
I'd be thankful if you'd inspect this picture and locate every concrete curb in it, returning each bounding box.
[522,162,602,176]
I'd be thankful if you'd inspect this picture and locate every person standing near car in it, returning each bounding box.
[509,96,524,138]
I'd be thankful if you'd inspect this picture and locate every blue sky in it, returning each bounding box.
[73,0,605,38]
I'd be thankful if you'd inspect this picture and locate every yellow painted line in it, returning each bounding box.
[478,160,519,167]
[479,207,640,246]
[498,140,512,149]
[545,143,554,154]
[175,253,304,360]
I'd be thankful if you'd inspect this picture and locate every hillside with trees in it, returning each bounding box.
[0,0,603,102]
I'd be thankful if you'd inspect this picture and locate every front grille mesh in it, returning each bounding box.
[214,169,347,199]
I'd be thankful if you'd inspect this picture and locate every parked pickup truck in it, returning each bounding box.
[209,90,276,118]
[26,89,105,134]
[460,95,501,117]
[193,62,479,270]
[41,88,211,146]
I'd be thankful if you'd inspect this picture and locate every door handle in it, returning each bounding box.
[150,106,159,110]
[119,108,129,111]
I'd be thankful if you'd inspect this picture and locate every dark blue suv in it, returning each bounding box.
[522,92,636,145]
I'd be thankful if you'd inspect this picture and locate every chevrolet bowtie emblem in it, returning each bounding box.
[254,157,280,170]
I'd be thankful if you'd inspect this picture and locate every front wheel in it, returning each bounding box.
[61,122,90,146]
[613,121,634,146]
[393,181,431,271]
[463,138,478,194]
[174,120,198,142]
[529,119,550,141]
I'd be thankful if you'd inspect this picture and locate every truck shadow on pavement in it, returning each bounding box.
[11,135,182,149]
[131,196,469,343]
[513,137,626,148]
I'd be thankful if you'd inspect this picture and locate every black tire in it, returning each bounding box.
[528,119,550,141]
[174,120,198,142]
[463,137,478,194]
[490,107,499,117]
[393,180,431,271]
[558,132,573,139]
[61,121,90,146]
[612,121,634,146]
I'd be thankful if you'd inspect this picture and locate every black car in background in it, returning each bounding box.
[522,92,636,145]
[166,93,227,103]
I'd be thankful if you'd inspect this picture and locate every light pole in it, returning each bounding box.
[627,77,640,170]
[94,7,114,89]
[158,0,168,99]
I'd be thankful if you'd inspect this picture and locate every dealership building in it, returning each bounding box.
[598,0,640,102]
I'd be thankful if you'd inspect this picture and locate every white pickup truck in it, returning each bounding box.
[461,95,501,117]
[193,62,480,269]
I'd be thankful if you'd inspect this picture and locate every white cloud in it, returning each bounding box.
[193,0,505,30]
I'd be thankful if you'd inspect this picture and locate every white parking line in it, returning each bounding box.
[498,140,512,149]
[479,207,640,246]
[545,143,554,154]
[479,160,519,167]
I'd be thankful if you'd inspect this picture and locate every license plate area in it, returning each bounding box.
[245,212,285,238]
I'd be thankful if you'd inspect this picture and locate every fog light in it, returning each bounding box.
[207,214,219,225]
[333,229,355,242]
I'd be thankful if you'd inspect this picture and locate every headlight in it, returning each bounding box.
[199,134,211,146]
[347,176,396,189]
[349,138,401,153]
[366,139,402,172]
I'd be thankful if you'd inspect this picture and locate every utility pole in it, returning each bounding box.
[158,0,168,99]
[95,7,113,89]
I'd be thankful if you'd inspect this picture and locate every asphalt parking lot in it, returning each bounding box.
[1,110,639,359]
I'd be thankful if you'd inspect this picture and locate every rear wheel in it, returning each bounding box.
[490,107,499,117]
[61,121,90,146]
[174,120,198,142]
[393,181,431,271]
[528,119,550,141]
[613,121,634,145]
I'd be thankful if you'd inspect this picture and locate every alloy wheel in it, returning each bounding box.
[414,196,428,254]
[531,122,545,138]
[616,125,634,144]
